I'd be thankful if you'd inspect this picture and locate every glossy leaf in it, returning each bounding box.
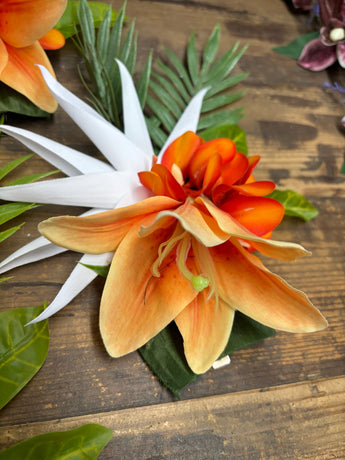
[273,31,319,59]
[0,305,49,410]
[201,124,248,154]
[139,312,275,396]
[269,189,318,221]
[0,424,113,460]
[0,84,49,118]
[55,1,118,39]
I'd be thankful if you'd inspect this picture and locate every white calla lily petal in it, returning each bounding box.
[39,66,151,173]
[157,87,209,161]
[26,252,114,325]
[0,125,112,176]
[0,172,139,208]
[116,60,154,158]
[0,236,66,274]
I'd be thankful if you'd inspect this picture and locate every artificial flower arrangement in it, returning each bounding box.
[0,0,328,456]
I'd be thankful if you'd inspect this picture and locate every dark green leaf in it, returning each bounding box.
[0,84,49,118]
[202,91,245,112]
[139,312,275,395]
[0,154,33,182]
[155,60,190,103]
[81,263,110,278]
[165,48,194,95]
[273,31,319,59]
[151,70,185,108]
[268,189,318,221]
[56,0,117,39]
[197,108,244,131]
[187,33,199,87]
[0,224,24,243]
[205,73,249,97]
[200,24,221,77]
[146,95,176,132]
[201,124,248,154]
[137,52,153,108]
[0,203,38,226]
[0,424,113,460]
[149,80,183,119]
[0,305,49,410]
[96,6,112,62]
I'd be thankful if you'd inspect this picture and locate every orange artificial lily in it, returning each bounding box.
[39,131,328,374]
[0,0,67,112]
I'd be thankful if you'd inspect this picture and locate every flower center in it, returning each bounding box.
[330,28,345,42]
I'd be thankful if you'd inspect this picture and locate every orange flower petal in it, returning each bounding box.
[202,153,222,194]
[1,41,58,112]
[39,196,180,253]
[100,218,198,357]
[217,151,249,187]
[140,200,229,247]
[161,131,201,175]
[175,290,234,374]
[231,180,276,196]
[0,38,8,74]
[220,196,284,236]
[0,0,67,48]
[210,240,328,333]
[152,164,186,200]
[189,138,236,188]
[197,196,310,260]
[38,29,65,50]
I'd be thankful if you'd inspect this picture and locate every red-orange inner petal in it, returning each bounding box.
[220,196,285,236]
[161,131,201,175]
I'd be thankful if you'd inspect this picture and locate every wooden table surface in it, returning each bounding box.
[1,0,345,458]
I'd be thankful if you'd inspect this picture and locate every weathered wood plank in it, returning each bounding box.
[1,376,344,459]
[0,0,344,443]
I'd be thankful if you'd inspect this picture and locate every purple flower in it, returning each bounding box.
[292,0,314,10]
[298,0,345,70]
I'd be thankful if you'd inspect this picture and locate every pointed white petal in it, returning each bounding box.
[0,125,113,176]
[116,60,154,158]
[0,171,139,208]
[115,183,153,208]
[39,66,151,172]
[157,87,209,161]
[0,208,108,274]
[0,236,66,274]
[26,252,114,325]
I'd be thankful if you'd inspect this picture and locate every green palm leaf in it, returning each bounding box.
[147,24,248,149]
[74,0,152,129]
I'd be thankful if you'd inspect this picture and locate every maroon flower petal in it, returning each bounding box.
[337,42,345,67]
[291,0,313,10]
[298,38,337,71]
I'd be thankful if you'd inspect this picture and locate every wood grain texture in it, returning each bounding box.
[1,376,344,458]
[1,0,345,458]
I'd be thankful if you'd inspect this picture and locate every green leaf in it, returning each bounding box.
[0,154,33,182]
[148,26,247,149]
[55,0,117,39]
[201,124,248,154]
[0,224,24,243]
[0,277,12,283]
[139,312,275,396]
[269,189,318,221]
[0,424,113,460]
[0,84,49,118]
[7,170,59,186]
[273,31,319,59]
[340,161,345,174]
[0,305,49,410]
[80,263,110,278]
[0,203,38,226]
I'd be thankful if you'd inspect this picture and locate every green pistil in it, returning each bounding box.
[191,275,209,291]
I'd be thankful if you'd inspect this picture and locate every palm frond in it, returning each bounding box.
[147,24,248,149]
[74,0,152,129]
